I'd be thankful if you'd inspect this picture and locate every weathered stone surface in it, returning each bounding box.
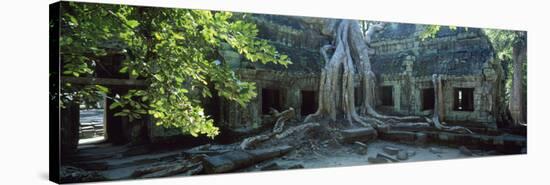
[379,131,416,143]
[415,132,428,145]
[202,145,293,174]
[383,146,402,155]
[397,151,409,160]
[340,127,377,143]
[390,122,431,131]
[59,166,106,183]
[459,146,473,156]
[367,23,499,128]
[406,150,416,157]
[377,153,399,162]
[353,141,368,155]
[260,162,282,171]
[423,131,526,153]
[287,164,304,169]
[72,161,109,171]
[368,156,389,164]
[429,147,444,154]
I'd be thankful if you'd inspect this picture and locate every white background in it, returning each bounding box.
[0,0,548,184]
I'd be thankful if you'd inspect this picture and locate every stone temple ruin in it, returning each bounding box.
[57,12,526,183]
[216,15,501,133]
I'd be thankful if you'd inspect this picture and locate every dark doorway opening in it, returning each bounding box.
[422,88,435,110]
[301,90,318,116]
[262,88,282,114]
[454,88,474,111]
[380,86,394,106]
[204,87,221,123]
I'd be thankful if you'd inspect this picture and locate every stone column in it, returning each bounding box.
[60,101,79,156]
[285,87,301,119]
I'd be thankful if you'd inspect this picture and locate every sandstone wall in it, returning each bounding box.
[370,24,498,129]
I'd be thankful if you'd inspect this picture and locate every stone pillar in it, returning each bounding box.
[104,88,127,145]
[60,101,79,156]
[246,90,261,129]
[285,87,301,119]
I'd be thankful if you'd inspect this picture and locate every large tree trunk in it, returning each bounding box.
[509,41,527,126]
[304,20,419,130]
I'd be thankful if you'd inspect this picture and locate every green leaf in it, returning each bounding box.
[119,66,128,73]
[130,69,139,78]
[67,14,78,25]
[95,85,109,93]
[126,20,140,28]
[109,102,121,109]
[114,112,127,117]
[172,32,185,40]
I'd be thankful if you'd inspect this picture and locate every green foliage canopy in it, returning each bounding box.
[59,2,291,138]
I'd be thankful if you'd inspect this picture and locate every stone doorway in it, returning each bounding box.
[422,88,435,110]
[262,88,283,114]
[301,90,318,116]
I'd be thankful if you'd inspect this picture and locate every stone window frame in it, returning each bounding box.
[453,87,475,112]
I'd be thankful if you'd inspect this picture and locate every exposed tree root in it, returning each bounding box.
[240,107,319,150]
[273,107,295,133]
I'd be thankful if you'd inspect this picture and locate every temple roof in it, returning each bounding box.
[245,16,494,77]
[370,24,494,77]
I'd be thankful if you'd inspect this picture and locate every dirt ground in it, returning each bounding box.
[241,140,474,172]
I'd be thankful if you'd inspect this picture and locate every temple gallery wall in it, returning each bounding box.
[217,15,500,134]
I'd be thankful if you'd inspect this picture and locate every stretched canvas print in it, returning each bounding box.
[49,1,527,183]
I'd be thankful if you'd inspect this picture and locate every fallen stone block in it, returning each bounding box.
[383,146,401,155]
[368,157,389,164]
[429,147,444,154]
[377,153,399,162]
[397,151,408,160]
[202,145,293,174]
[340,127,377,143]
